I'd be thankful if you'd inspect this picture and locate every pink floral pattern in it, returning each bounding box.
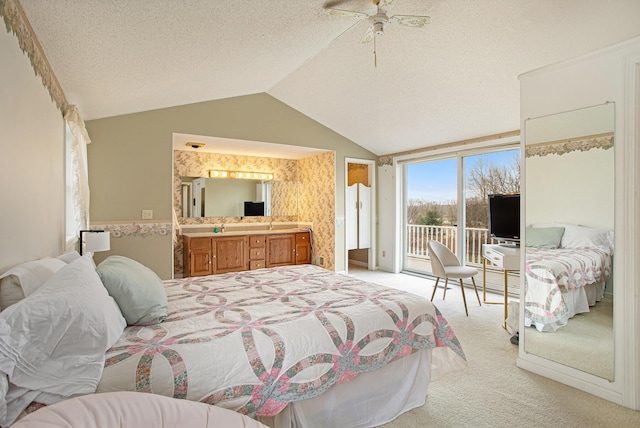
[525,247,612,326]
[100,265,465,418]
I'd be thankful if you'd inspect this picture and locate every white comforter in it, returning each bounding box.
[524,247,612,332]
[97,265,467,418]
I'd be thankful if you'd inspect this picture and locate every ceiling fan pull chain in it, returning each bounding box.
[373,33,377,68]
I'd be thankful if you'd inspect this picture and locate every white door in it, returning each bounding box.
[193,178,206,217]
[358,184,371,249]
[347,184,358,250]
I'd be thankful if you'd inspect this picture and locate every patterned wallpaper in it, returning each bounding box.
[173,150,336,274]
[298,151,336,271]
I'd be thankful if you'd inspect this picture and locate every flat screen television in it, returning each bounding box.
[244,201,265,217]
[488,193,520,245]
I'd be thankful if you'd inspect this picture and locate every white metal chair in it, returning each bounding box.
[427,240,482,316]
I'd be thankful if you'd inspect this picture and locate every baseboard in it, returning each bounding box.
[348,259,368,268]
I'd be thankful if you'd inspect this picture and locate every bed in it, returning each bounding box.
[523,223,613,332]
[0,254,466,427]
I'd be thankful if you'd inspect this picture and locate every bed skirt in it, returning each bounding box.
[258,349,432,428]
[525,280,606,332]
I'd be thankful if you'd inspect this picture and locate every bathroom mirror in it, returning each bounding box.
[179,176,300,219]
[523,102,615,380]
[180,177,272,217]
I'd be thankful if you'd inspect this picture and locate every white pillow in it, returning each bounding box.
[558,223,614,253]
[0,255,126,426]
[56,251,82,264]
[0,258,67,311]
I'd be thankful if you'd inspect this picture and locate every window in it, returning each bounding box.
[402,145,520,293]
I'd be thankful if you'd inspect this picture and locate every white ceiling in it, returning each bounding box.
[18,0,640,156]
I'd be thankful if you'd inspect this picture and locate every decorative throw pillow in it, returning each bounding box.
[96,256,168,325]
[525,226,565,249]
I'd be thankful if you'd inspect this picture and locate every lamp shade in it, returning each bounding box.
[80,230,111,255]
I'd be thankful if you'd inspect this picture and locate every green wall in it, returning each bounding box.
[86,93,375,278]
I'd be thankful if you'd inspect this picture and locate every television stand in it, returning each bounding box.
[499,243,520,248]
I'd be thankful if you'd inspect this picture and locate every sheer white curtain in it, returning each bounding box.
[63,105,91,238]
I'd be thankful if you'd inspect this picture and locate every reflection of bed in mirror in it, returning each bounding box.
[523,102,615,381]
[524,223,613,332]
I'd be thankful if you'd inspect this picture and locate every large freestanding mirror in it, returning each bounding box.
[522,102,615,381]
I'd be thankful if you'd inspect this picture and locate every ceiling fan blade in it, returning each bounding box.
[324,0,352,8]
[380,0,398,8]
[326,8,368,18]
[390,15,431,28]
[361,27,374,44]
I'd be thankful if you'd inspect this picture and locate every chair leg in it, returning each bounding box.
[471,277,482,306]
[431,277,439,301]
[459,279,469,316]
[442,278,449,299]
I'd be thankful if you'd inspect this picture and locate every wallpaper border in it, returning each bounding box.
[1,0,66,110]
[91,222,172,238]
[525,132,614,158]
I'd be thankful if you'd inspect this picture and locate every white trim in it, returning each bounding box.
[518,37,640,410]
[348,259,369,268]
[519,35,640,81]
[516,355,623,405]
[622,50,640,410]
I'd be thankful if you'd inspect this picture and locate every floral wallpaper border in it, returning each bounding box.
[91,222,172,238]
[1,0,66,111]
[525,133,614,158]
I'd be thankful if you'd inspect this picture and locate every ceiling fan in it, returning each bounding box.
[325,0,430,66]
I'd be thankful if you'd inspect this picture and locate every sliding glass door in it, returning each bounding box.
[404,157,457,273]
[403,148,520,290]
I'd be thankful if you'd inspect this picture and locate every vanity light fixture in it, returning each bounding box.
[209,170,273,180]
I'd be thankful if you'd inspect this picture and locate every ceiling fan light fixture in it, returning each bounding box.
[371,15,388,36]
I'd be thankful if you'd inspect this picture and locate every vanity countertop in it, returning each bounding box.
[182,228,310,238]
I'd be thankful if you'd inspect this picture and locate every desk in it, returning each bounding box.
[482,244,520,328]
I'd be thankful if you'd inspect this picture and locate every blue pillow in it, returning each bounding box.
[525,227,565,249]
[96,256,168,325]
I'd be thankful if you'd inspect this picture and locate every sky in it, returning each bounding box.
[406,149,519,203]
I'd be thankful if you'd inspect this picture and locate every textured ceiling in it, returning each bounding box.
[18,0,640,155]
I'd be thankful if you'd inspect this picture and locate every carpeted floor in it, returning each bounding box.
[347,266,640,428]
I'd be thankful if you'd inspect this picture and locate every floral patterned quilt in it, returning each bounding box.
[524,247,612,327]
[97,264,466,418]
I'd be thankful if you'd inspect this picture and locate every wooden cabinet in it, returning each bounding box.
[248,235,266,270]
[295,232,311,264]
[184,231,311,277]
[266,233,296,267]
[212,235,248,273]
[185,236,214,277]
[183,235,249,277]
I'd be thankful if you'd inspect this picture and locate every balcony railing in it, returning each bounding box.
[406,224,504,268]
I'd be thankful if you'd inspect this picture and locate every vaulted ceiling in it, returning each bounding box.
[18,0,640,155]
